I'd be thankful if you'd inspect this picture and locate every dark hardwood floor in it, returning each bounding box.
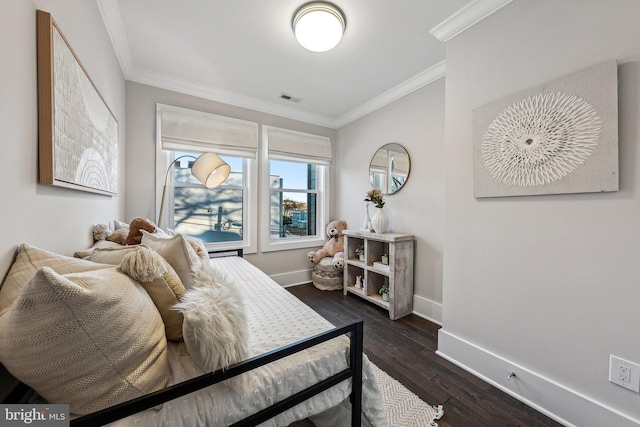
[287,284,563,427]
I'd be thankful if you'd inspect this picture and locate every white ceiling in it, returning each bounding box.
[97,0,512,128]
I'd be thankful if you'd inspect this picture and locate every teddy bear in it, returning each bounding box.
[124,217,157,246]
[307,219,347,267]
[91,223,128,245]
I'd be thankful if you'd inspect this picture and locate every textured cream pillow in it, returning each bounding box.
[140,230,201,289]
[0,244,112,314]
[119,247,187,341]
[0,266,169,415]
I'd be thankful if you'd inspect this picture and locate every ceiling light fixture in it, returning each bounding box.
[292,2,346,52]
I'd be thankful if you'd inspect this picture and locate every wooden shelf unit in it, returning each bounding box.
[342,230,414,320]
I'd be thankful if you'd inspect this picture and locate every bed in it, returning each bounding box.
[0,240,387,427]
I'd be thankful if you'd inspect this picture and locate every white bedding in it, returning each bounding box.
[111,256,387,427]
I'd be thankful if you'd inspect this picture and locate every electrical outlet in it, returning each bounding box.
[609,355,640,392]
[617,364,631,383]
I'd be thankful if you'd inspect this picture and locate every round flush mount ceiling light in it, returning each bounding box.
[292,2,346,52]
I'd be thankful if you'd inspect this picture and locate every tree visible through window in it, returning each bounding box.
[269,160,318,240]
[171,152,246,245]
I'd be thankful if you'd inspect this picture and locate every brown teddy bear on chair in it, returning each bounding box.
[307,219,347,268]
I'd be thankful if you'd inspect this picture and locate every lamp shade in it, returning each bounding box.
[191,152,231,188]
[293,2,346,52]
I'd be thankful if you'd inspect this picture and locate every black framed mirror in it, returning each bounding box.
[369,143,410,195]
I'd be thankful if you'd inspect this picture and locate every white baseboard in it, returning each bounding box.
[412,295,442,325]
[271,269,312,288]
[437,329,640,427]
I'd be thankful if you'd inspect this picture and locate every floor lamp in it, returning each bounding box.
[157,153,231,227]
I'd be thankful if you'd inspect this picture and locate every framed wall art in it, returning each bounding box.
[473,61,618,198]
[37,10,118,196]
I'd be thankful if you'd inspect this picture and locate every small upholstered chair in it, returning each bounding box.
[311,257,343,291]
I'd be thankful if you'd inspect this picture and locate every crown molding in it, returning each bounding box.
[98,0,499,129]
[97,0,133,76]
[334,60,446,128]
[429,0,514,43]
[128,67,338,128]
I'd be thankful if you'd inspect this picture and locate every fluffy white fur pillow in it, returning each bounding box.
[174,262,248,387]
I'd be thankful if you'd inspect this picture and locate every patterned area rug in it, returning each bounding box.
[289,363,444,426]
[371,363,444,427]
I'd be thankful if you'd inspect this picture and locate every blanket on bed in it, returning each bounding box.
[111,256,387,427]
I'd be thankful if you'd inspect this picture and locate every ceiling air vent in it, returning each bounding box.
[280,93,302,103]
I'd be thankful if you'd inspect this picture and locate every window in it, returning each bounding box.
[261,126,331,252]
[171,152,246,245]
[156,106,331,254]
[156,104,258,253]
[269,160,318,240]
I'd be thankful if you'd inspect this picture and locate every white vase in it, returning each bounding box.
[372,207,388,234]
[382,293,389,302]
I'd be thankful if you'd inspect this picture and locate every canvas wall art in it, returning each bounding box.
[37,10,118,196]
[473,61,618,198]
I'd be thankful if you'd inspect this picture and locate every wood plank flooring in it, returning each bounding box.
[287,284,563,427]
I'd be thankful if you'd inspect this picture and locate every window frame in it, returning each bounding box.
[155,107,258,254]
[155,106,331,255]
[259,126,329,253]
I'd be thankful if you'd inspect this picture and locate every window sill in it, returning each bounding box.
[260,236,325,253]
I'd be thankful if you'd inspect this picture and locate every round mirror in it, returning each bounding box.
[369,143,410,195]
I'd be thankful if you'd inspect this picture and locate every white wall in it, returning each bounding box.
[336,80,446,323]
[0,1,125,275]
[125,82,337,279]
[439,1,640,425]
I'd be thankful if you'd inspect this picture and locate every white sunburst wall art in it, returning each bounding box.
[472,61,619,198]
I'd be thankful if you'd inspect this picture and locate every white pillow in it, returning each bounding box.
[88,244,146,265]
[113,219,129,230]
[185,235,209,261]
[73,240,123,259]
[174,262,248,376]
[0,266,169,414]
[140,230,201,289]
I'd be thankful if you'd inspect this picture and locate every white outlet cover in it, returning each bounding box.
[609,355,640,392]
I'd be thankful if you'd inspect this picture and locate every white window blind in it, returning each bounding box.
[158,104,258,158]
[265,126,332,165]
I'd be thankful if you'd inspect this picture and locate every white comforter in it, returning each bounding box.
[112,256,387,427]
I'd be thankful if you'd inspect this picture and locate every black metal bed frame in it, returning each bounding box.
[2,248,365,426]
[2,320,364,427]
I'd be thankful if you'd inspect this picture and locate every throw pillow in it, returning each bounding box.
[174,262,248,378]
[0,244,112,314]
[113,219,129,230]
[0,266,169,415]
[73,240,123,259]
[185,236,209,261]
[140,230,201,289]
[119,246,187,341]
[88,245,146,265]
